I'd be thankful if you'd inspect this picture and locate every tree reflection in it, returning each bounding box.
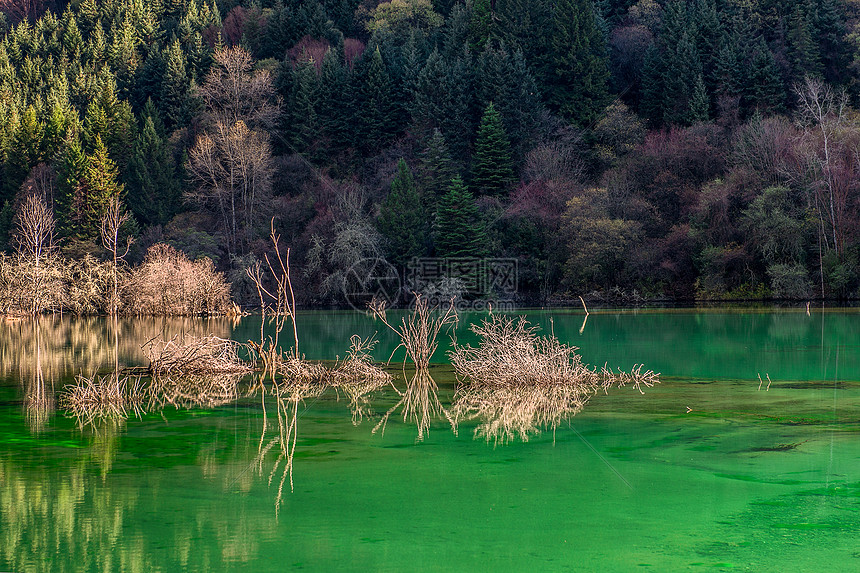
[374,369,453,442]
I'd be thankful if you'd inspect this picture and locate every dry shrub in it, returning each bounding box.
[330,335,391,387]
[64,255,113,315]
[330,335,392,424]
[125,243,231,316]
[145,334,252,375]
[369,293,458,370]
[0,253,66,316]
[60,372,146,428]
[275,355,328,386]
[449,315,659,443]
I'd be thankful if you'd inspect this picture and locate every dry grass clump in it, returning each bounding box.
[145,334,252,375]
[60,372,146,428]
[125,243,231,316]
[449,315,659,443]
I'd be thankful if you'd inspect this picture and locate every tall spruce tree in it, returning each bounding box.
[378,158,425,267]
[435,175,487,258]
[472,102,514,197]
[76,135,125,242]
[126,114,179,227]
[544,0,609,127]
[418,128,456,215]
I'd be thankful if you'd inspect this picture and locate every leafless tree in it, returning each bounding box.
[188,46,277,256]
[100,197,133,316]
[13,192,62,315]
[198,45,279,131]
[793,77,849,255]
[187,120,273,254]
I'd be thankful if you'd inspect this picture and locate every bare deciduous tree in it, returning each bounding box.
[793,77,850,255]
[188,46,278,255]
[14,192,62,315]
[187,120,273,254]
[198,45,279,131]
[100,196,133,315]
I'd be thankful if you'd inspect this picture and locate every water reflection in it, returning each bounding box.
[0,315,234,380]
[255,379,326,513]
[374,370,452,442]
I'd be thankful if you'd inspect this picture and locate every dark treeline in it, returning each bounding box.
[3,0,860,305]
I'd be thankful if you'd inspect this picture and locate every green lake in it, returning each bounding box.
[1,308,859,572]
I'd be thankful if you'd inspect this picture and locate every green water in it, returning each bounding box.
[1,308,859,572]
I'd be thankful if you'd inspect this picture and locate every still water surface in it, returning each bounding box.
[1,308,859,571]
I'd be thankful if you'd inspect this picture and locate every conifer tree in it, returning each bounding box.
[76,135,125,242]
[356,47,395,152]
[126,114,179,227]
[290,57,320,154]
[378,158,425,267]
[690,74,710,123]
[55,133,88,238]
[160,40,192,129]
[472,102,514,197]
[418,128,455,214]
[435,175,487,259]
[318,47,349,153]
[745,39,785,115]
[5,106,44,201]
[544,0,609,127]
[787,4,822,83]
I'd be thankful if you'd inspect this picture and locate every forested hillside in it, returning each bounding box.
[3,0,860,304]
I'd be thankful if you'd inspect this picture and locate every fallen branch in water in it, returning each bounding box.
[145,334,252,375]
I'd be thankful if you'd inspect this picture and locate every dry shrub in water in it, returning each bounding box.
[450,315,658,443]
[145,334,252,375]
[125,243,231,315]
[369,293,457,370]
[330,335,392,424]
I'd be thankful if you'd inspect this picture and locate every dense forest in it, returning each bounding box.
[2,0,860,307]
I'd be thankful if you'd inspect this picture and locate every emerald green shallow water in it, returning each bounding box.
[2,308,860,572]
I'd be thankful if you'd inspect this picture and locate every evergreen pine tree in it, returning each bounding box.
[786,4,822,83]
[745,39,785,116]
[472,102,514,197]
[435,176,487,259]
[544,0,610,127]
[690,74,710,123]
[356,47,395,153]
[290,57,320,154]
[77,135,124,241]
[318,47,349,153]
[378,158,425,267]
[4,106,44,201]
[55,134,89,238]
[418,128,456,215]
[126,114,180,227]
[160,40,192,129]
